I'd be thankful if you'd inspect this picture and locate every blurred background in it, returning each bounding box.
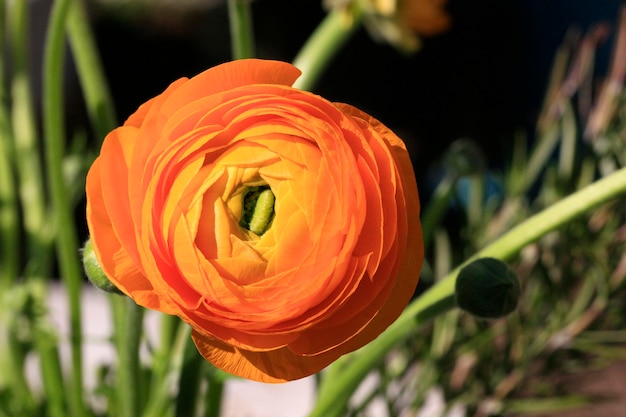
[22,0,623,182]
[4,1,626,416]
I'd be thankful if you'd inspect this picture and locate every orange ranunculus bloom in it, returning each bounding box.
[86,59,423,383]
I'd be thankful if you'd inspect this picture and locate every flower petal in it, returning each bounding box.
[192,330,339,383]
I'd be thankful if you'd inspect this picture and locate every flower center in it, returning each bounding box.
[239,185,275,236]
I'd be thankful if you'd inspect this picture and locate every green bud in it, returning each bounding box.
[81,239,123,295]
[455,257,521,319]
[239,185,275,236]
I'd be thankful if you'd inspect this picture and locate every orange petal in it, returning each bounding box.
[192,330,339,383]
[86,159,175,311]
[125,78,189,128]
[160,60,302,119]
[330,104,423,352]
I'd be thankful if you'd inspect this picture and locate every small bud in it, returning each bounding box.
[82,239,123,295]
[455,257,521,319]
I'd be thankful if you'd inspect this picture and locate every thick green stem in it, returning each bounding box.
[112,297,144,417]
[42,0,85,415]
[310,167,626,417]
[65,0,117,142]
[292,7,362,91]
[228,0,255,59]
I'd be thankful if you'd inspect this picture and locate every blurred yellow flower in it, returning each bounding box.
[325,0,451,52]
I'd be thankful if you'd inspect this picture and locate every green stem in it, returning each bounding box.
[141,314,180,417]
[174,335,207,417]
[420,174,456,249]
[521,122,561,194]
[0,92,18,288]
[9,0,52,275]
[141,323,191,417]
[3,325,36,412]
[42,0,86,415]
[65,0,117,142]
[310,166,626,417]
[204,371,225,417]
[227,0,255,59]
[112,297,144,417]
[34,324,67,417]
[292,7,362,91]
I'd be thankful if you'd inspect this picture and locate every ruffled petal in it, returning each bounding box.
[160,60,301,119]
[192,330,339,383]
[86,159,175,311]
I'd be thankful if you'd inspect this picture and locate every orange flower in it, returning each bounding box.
[86,59,423,383]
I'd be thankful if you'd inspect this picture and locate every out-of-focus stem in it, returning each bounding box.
[292,7,362,91]
[113,297,144,417]
[228,0,255,59]
[42,0,86,415]
[65,0,117,142]
[9,0,52,275]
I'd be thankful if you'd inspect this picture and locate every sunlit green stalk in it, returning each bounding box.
[42,0,85,415]
[65,0,117,142]
[228,0,255,59]
[310,166,626,417]
[9,0,52,275]
[292,7,362,91]
[112,297,144,417]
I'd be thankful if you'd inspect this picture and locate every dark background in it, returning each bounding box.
[89,0,624,186]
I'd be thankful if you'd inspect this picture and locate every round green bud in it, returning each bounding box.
[455,257,521,319]
[82,239,123,295]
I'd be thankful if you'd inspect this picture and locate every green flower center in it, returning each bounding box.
[239,185,275,236]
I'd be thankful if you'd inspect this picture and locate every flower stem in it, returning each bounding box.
[310,166,626,417]
[113,297,144,417]
[204,370,225,417]
[228,0,255,59]
[34,320,67,417]
[65,0,117,142]
[0,89,18,289]
[9,0,53,275]
[42,0,85,415]
[174,336,207,417]
[292,7,362,91]
[141,323,191,417]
